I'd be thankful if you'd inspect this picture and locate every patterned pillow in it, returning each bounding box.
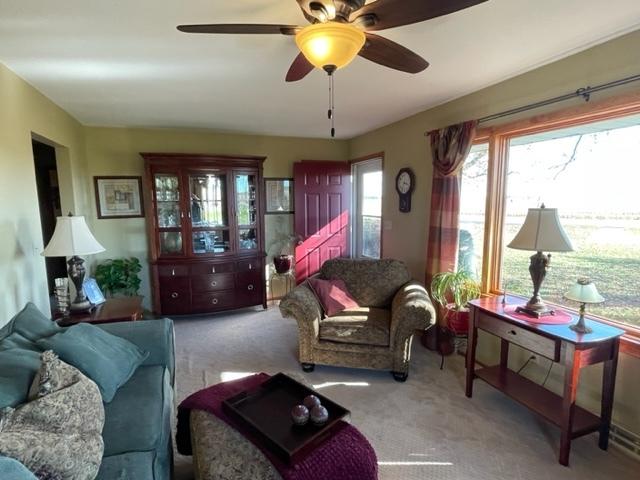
[0,351,104,480]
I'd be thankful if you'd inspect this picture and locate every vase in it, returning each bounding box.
[273,255,292,274]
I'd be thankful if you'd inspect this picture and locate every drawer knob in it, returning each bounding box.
[249,263,253,270]
[211,298,219,305]
[509,330,517,336]
[211,281,217,287]
[171,269,175,276]
[171,292,179,299]
[211,266,216,274]
[247,284,254,291]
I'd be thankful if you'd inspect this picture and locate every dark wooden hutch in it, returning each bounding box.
[142,153,266,315]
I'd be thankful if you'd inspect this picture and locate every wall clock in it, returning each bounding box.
[395,168,415,213]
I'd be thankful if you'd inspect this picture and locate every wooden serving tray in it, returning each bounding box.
[222,373,351,463]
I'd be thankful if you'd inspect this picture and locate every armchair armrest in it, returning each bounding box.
[390,281,436,345]
[279,284,322,361]
[96,319,175,387]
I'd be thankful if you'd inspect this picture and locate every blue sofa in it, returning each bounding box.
[0,305,175,480]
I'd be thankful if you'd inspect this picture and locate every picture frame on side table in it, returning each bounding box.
[83,278,106,306]
[265,178,294,214]
[94,176,145,218]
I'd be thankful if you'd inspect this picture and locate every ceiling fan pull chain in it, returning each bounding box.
[329,72,335,138]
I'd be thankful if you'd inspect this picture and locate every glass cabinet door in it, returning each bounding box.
[189,173,230,254]
[235,173,258,251]
[154,174,183,255]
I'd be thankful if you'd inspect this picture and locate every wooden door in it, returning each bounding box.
[294,161,351,283]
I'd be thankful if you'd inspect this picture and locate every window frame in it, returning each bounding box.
[351,153,384,259]
[474,91,640,357]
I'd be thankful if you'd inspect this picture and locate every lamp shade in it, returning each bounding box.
[507,206,574,252]
[295,22,365,70]
[42,215,105,257]
[564,278,605,304]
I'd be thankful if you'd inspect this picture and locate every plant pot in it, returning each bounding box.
[273,255,293,274]
[445,305,470,335]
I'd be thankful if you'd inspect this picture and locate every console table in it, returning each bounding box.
[466,296,624,466]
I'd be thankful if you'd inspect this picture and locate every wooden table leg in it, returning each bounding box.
[465,308,478,398]
[599,338,619,450]
[559,343,580,466]
[500,339,510,371]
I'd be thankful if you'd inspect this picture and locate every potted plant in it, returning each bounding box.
[95,257,142,297]
[268,232,300,274]
[430,270,481,336]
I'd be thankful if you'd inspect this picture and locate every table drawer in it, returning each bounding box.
[158,264,189,277]
[192,291,236,312]
[190,262,236,275]
[191,273,235,293]
[478,313,560,361]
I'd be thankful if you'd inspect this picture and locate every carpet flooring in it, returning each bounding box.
[172,306,638,480]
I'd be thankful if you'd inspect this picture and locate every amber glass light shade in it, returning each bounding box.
[295,22,366,70]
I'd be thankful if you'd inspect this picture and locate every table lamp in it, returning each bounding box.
[507,204,573,317]
[564,278,604,334]
[42,214,105,313]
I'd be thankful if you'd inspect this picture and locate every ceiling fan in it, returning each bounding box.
[177,0,488,82]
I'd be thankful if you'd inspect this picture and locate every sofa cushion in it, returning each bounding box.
[0,303,61,343]
[102,365,170,456]
[319,307,391,347]
[307,277,359,317]
[0,348,41,408]
[36,323,149,403]
[0,332,41,352]
[96,451,156,480]
[0,455,37,480]
[320,259,411,307]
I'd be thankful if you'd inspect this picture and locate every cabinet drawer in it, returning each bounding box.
[158,264,189,277]
[159,286,191,315]
[191,273,235,293]
[190,262,235,275]
[478,313,560,361]
[192,291,236,312]
[236,271,262,294]
[237,259,261,272]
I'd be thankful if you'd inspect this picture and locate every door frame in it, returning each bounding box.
[350,153,384,259]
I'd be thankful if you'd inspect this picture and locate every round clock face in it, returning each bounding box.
[397,171,412,194]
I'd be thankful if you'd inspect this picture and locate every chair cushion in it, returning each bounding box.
[102,365,170,456]
[319,307,391,347]
[307,277,359,316]
[36,323,149,403]
[320,259,411,307]
[0,303,61,343]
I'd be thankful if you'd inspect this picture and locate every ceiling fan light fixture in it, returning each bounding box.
[295,22,365,70]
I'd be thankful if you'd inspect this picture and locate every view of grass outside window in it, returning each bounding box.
[498,115,640,327]
[459,143,489,282]
[360,170,382,258]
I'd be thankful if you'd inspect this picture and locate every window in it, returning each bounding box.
[469,95,640,343]
[352,158,383,259]
[459,143,489,281]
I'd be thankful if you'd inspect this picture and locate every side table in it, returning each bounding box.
[269,271,295,302]
[55,296,144,326]
[466,296,624,466]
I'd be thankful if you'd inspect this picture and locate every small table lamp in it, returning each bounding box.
[564,278,604,334]
[42,214,105,313]
[507,205,574,317]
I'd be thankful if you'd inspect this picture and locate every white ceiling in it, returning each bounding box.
[1,0,639,139]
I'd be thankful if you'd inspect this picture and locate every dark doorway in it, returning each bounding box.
[32,139,67,294]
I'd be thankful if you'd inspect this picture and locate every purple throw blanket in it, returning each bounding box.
[176,373,378,480]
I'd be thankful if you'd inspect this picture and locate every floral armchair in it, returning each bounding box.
[279,258,435,381]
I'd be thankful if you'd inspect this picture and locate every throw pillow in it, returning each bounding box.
[0,351,104,480]
[0,348,41,409]
[36,323,149,402]
[0,303,61,343]
[307,277,359,317]
[0,455,37,480]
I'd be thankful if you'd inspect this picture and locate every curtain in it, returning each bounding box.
[425,120,478,295]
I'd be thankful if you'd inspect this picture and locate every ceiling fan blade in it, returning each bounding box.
[352,0,488,31]
[177,24,300,35]
[295,0,336,23]
[359,33,429,73]
[286,53,315,82]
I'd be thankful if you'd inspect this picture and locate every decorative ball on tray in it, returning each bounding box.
[291,404,310,426]
[310,405,329,425]
[303,395,321,410]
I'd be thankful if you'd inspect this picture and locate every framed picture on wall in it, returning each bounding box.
[265,178,294,214]
[94,176,144,218]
